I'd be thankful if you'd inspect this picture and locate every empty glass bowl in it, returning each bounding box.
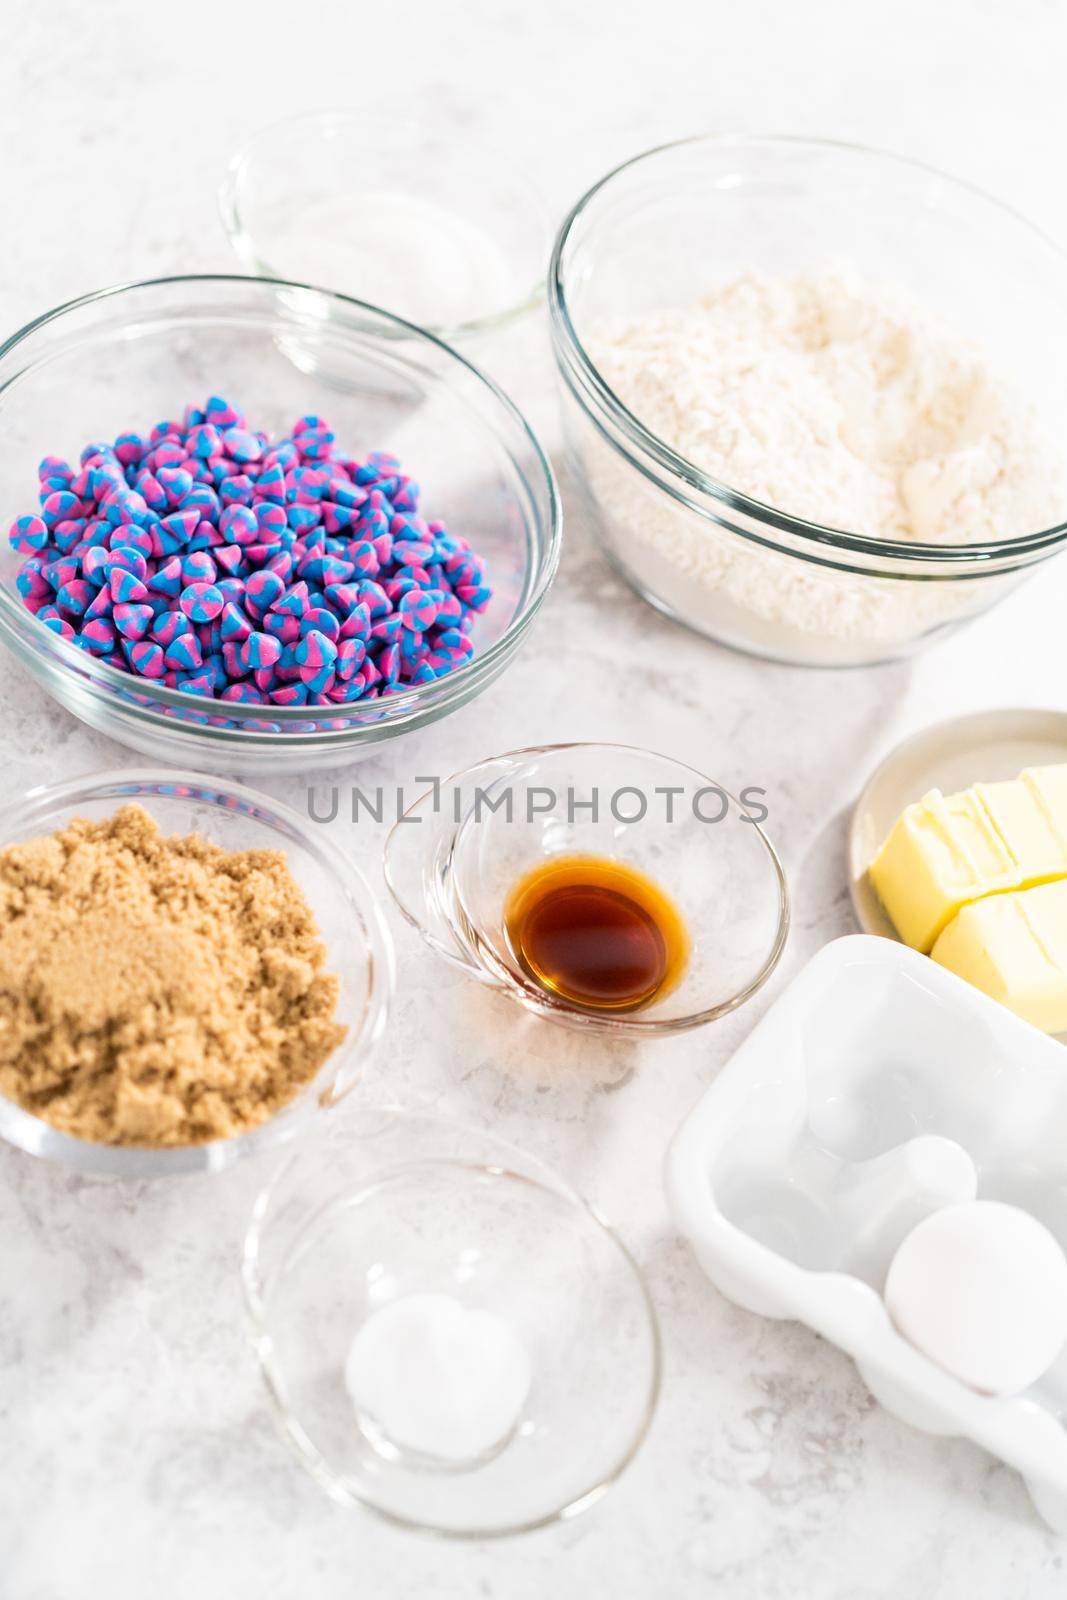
[221,113,548,343]
[0,277,560,774]
[0,769,393,1177]
[384,742,789,1034]
[243,1106,661,1536]
[550,135,1067,666]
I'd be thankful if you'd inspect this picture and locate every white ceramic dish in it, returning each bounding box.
[849,708,1067,939]
[666,934,1067,1533]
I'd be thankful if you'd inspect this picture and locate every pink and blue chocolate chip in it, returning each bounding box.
[8,400,492,707]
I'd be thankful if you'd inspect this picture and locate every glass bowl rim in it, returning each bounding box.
[0,765,395,1177]
[241,1101,663,1539]
[220,110,550,340]
[0,272,562,727]
[385,739,791,1035]
[548,131,1067,566]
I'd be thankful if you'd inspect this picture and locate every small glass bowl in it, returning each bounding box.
[0,276,560,775]
[243,1106,661,1537]
[0,769,393,1177]
[221,113,548,344]
[384,742,789,1034]
[550,135,1067,667]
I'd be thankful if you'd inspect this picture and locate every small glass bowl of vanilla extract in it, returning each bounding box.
[503,854,689,1015]
[384,742,790,1036]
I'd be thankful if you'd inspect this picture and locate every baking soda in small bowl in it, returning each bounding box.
[270,191,520,332]
[344,1291,532,1466]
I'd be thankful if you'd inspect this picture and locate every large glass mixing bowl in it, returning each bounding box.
[0,276,560,771]
[550,136,1067,667]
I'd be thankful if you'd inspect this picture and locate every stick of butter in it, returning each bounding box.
[931,879,1067,1035]
[868,764,1067,953]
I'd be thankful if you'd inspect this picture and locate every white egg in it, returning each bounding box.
[885,1200,1067,1395]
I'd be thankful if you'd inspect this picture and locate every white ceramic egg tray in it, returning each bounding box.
[666,934,1067,1533]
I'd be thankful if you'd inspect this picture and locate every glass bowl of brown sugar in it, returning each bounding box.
[0,767,393,1177]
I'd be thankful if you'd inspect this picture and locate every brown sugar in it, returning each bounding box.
[0,804,347,1146]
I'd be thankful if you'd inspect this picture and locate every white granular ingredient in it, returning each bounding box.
[583,268,1063,661]
[345,1292,531,1463]
[271,191,515,330]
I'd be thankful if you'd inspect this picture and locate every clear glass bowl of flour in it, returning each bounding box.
[243,1107,661,1537]
[549,135,1067,667]
[222,112,547,343]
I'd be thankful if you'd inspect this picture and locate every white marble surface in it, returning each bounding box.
[4,1,1067,1594]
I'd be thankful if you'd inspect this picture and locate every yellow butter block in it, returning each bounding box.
[869,762,1067,953]
[869,788,1016,952]
[931,880,1067,1035]
[977,777,1067,882]
[1024,764,1067,833]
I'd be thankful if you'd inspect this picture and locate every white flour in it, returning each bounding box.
[582,268,1064,661]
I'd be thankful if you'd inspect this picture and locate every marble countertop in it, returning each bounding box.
[4,1,1067,1594]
